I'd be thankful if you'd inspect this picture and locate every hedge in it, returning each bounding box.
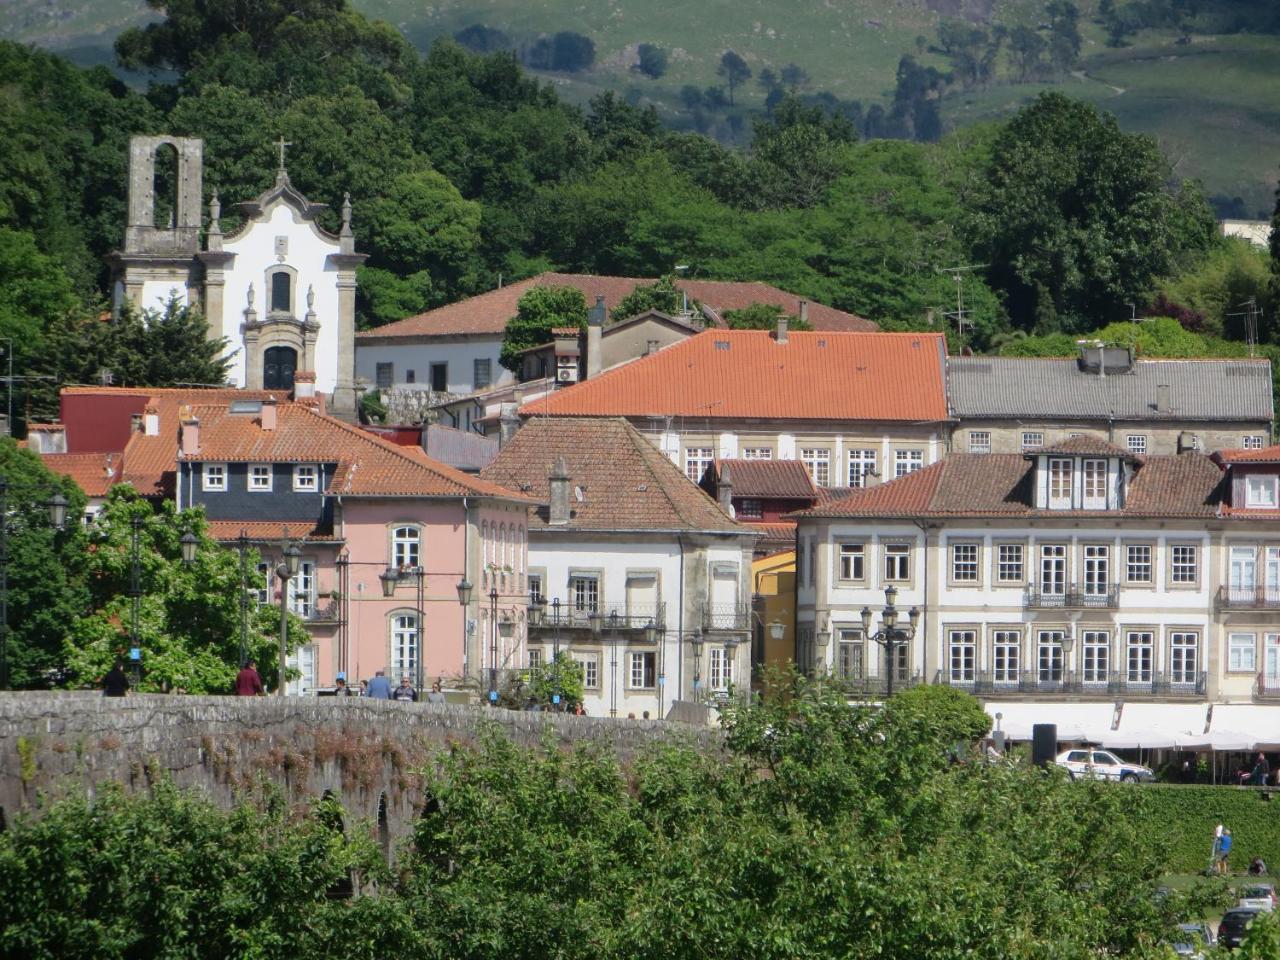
[1136,785,1280,874]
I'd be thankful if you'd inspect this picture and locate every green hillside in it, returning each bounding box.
[5,0,1279,213]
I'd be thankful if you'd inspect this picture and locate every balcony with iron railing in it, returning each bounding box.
[934,669,1206,699]
[702,602,752,632]
[1023,583,1119,609]
[1217,586,1280,611]
[528,602,666,637]
[829,671,924,698]
[1255,676,1280,701]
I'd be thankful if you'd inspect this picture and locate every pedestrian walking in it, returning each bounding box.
[426,681,446,704]
[1252,752,1270,786]
[102,659,129,698]
[1219,828,1234,875]
[235,659,264,696]
[366,669,392,700]
[333,672,353,697]
[392,675,418,702]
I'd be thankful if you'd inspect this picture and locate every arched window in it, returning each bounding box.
[390,612,420,683]
[392,526,420,569]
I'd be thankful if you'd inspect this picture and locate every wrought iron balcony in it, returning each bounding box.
[829,671,923,697]
[528,602,665,635]
[702,602,751,632]
[1217,586,1280,611]
[1023,583,1119,609]
[1255,676,1280,701]
[934,669,1205,698]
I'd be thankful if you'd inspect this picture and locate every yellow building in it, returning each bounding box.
[753,550,795,676]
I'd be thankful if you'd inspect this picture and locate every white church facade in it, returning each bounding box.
[107,135,363,413]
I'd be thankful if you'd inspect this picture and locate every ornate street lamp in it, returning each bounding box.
[276,542,302,696]
[860,585,920,698]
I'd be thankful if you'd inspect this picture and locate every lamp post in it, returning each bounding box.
[236,531,250,669]
[277,542,301,696]
[488,587,499,705]
[860,584,920,698]
[690,630,704,701]
[0,479,68,690]
[381,564,425,690]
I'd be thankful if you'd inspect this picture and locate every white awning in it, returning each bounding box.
[1105,703,1210,750]
[1210,705,1280,751]
[985,702,1116,742]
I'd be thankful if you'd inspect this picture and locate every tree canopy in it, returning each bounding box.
[499,286,588,372]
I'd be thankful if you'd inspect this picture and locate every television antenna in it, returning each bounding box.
[938,264,986,341]
[1225,298,1261,357]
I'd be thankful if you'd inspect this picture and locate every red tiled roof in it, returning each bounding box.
[480,417,749,533]
[715,459,816,499]
[206,520,340,542]
[744,521,797,552]
[521,330,949,422]
[1217,445,1280,464]
[355,272,874,339]
[794,453,1224,520]
[184,403,534,500]
[1033,436,1139,460]
[39,453,120,497]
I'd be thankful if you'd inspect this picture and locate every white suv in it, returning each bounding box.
[1056,748,1154,783]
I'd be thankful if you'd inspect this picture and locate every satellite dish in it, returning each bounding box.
[574,485,584,502]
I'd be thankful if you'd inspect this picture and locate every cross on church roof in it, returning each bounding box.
[274,136,292,175]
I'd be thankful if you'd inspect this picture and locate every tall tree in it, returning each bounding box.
[499,285,588,371]
[717,50,751,106]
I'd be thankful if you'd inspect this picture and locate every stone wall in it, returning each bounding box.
[378,387,451,426]
[0,694,722,842]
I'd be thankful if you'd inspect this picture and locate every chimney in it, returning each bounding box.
[586,295,605,380]
[1156,383,1171,414]
[27,423,67,455]
[293,371,316,400]
[549,456,571,525]
[798,300,809,327]
[775,313,789,344]
[260,396,277,431]
[717,462,734,515]
[646,339,660,356]
[143,403,160,436]
[499,402,520,446]
[179,406,200,456]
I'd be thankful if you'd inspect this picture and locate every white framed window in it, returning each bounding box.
[1229,632,1257,672]
[1082,458,1107,508]
[1246,474,1279,508]
[288,560,315,617]
[1170,544,1198,584]
[993,630,1020,684]
[1126,434,1147,455]
[996,543,1024,583]
[629,651,656,689]
[528,647,543,669]
[390,612,419,682]
[293,464,318,492]
[1039,544,1067,595]
[392,526,420,569]
[528,572,544,604]
[1126,631,1153,683]
[1082,545,1109,596]
[573,653,599,689]
[1037,630,1064,682]
[847,449,877,487]
[739,499,763,519]
[893,450,924,478]
[838,543,865,582]
[248,464,272,491]
[202,463,227,491]
[709,646,733,691]
[1022,432,1044,451]
[1048,458,1072,508]
[253,561,272,606]
[968,431,991,454]
[1082,630,1109,684]
[684,447,714,482]
[570,574,599,612]
[741,447,773,460]
[1170,631,1198,685]
[883,543,910,582]
[948,630,976,682]
[1125,544,1152,584]
[801,448,831,487]
[285,644,317,697]
[1244,435,1266,450]
[951,543,979,583]
[836,628,864,679]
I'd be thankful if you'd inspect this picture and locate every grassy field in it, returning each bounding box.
[4,0,1278,210]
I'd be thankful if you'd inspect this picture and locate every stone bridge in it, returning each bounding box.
[0,694,721,843]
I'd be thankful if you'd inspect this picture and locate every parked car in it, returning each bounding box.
[1170,921,1216,958]
[1055,748,1155,782]
[1219,908,1264,949]
[1237,883,1277,912]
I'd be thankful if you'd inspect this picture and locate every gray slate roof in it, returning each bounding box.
[948,356,1273,422]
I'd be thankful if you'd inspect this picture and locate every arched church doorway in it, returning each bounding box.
[263,346,297,392]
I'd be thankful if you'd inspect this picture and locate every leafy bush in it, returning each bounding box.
[1133,785,1280,874]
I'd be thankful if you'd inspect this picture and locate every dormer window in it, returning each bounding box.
[1246,474,1279,508]
[293,464,318,492]
[1047,458,1072,508]
[1082,458,1107,509]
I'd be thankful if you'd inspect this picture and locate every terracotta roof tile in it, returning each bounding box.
[795,453,1224,520]
[744,521,797,553]
[1216,444,1280,464]
[522,330,949,422]
[480,417,749,533]
[39,453,120,497]
[1033,435,1139,460]
[713,459,816,499]
[355,272,874,340]
[206,521,340,542]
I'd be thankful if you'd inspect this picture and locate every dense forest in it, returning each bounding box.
[2,0,1279,426]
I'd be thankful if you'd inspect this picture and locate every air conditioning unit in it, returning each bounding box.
[556,368,577,383]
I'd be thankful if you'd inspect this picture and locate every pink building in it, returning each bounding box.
[35,384,536,696]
